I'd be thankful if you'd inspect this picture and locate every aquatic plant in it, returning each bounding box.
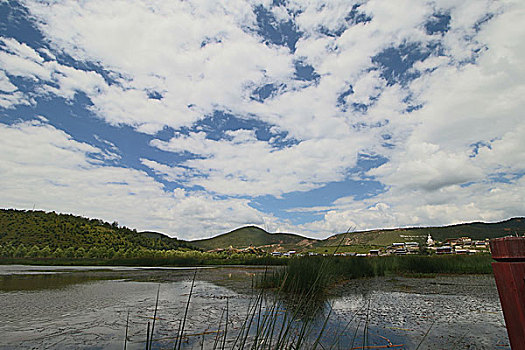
[138,265,354,349]
[256,254,493,295]
[129,252,493,349]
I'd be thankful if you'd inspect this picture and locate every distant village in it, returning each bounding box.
[367,234,492,257]
[207,234,492,257]
[270,234,491,258]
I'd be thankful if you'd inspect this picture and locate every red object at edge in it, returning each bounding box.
[491,237,525,350]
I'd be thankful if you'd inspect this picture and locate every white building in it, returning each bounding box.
[427,234,435,246]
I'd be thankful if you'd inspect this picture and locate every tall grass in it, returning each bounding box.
[143,264,345,349]
[124,310,129,350]
[390,254,492,275]
[135,254,491,349]
[258,254,493,294]
[149,285,160,350]
[175,269,197,350]
[0,251,287,267]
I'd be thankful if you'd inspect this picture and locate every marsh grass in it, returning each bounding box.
[391,254,492,274]
[142,260,348,349]
[257,254,493,294]
[175,269,197,350]
[137,254,492,349]
[124,310,129,350]
[0,252,287,267]
[149,285,160,350]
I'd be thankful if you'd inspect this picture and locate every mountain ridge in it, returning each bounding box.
[1,208,524,253]
[318,217,525,250]
[191,226,317,251]
[0,208,196,251]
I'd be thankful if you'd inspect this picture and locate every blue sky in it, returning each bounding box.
[1,0,524,239]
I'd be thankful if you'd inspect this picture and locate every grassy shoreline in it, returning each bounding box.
[1,254,497,349]
[1,254,494,298]
[0,253,493,269]
[256,255,494,296]
[0,255,288,267]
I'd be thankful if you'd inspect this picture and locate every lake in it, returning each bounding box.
[0,265,510,349]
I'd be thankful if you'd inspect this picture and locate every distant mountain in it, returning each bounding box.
[191,226,317,252]
[317,218,525,249]
[2,209,523,254]
[0,209,196,251]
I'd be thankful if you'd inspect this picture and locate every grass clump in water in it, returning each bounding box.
[258,254,493,295]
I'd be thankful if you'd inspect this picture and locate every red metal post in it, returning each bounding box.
[491,237,525,350]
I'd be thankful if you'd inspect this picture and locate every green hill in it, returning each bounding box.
[191,226,317,252]
[0,209,195,251]
[316,218,525,251]
[2,209,523,256]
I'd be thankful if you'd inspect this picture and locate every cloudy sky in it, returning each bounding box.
[1,0,524,240]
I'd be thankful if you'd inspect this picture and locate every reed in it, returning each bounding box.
[124,310,129,350]
[258,254,493,295]
[146,321,150,350]
[415,318,436,350]
[212,305,224,350]
[133,253,492,349]
[149,285,160,350]
[221,297,228,350]
[176,269,197,350]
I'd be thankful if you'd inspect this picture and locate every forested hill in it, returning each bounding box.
[191,226,316,251]
[0,209,195,251]
[319,217,525,248]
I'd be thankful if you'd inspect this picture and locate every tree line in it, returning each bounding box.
[0,209,196,252]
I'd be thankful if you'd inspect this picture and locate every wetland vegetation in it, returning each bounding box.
[0,265,508,349]
[256,254,493,298]
[0,209,510,348]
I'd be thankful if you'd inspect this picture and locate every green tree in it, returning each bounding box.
[26,245,40,258]
[76,247,86,258]
[106,247,115,259]
[0,244,14,258]
[63,246,76,258]
[87,246,99,259]
[39,245,52,258]
[53,247,64,258]
[14,244,27,258]
[113,249,125,259]
[97,246,109,259]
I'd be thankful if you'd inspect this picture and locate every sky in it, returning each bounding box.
[1,0,524,240]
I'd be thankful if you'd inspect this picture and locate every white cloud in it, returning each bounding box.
[0,120,277,239]
[291,0,525,236]
[149,128,367,197]
[0,70,17,93]
[140,158,188,182]
[0,70,30,108]
[0,37,50,80]
[368,142,484,192]
[373,0,525,191]
[19,0,295,132]
[1,0,523,237]
[298,176,525,237]
[271,5,291,23]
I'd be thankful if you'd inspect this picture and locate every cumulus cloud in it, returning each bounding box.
[371,0,525,189]
[18,0,295,132]
[289,0,525,236]
[0,119,277,239]
[0,69,30,108]
[1,0,523,238]
[0,70,17,93]
[149,128,366,197]
[297,176,525,237]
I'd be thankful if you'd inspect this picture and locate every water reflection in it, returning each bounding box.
[0,273,116,292]
[0,266,511,349]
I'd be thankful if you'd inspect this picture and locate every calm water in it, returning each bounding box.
[0,265,510,349]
